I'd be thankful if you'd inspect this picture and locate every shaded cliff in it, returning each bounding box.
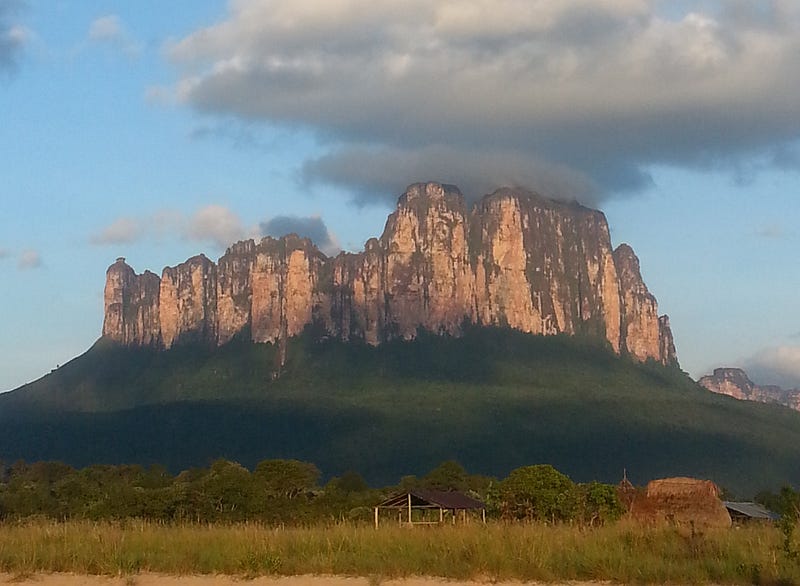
[101,182,677,365]
[699,368,800,412]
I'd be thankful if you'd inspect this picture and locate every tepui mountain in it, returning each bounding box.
[103,182,677,367]
[7,183,800,495]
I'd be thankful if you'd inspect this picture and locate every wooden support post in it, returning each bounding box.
[482,508,486,524]
[374,507,379,529]
[439,507,444,523]
[407,493,412,525]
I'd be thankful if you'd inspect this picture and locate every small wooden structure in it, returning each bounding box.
[724,501,780,524]
[374,489,486,528]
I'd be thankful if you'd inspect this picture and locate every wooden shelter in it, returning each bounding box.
[724,501,780,524]
[374,489,486,528]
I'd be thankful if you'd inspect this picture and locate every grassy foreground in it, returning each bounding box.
[0,520,796,584]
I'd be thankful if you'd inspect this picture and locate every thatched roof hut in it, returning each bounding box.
[630,476,731,529]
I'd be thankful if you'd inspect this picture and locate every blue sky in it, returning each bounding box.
[1,0,799,392]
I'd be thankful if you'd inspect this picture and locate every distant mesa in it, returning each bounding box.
[102,182,678,367]
[699,367,800,412]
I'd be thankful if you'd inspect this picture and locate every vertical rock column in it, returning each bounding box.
[160,254,218,348]
[102,257,161,346]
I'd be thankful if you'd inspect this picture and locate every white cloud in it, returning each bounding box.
[744,346,800,389]
[91,207,343,255]
[88,14,141,57]
[90,217,143,245]
[0,2,28,72]
[184,205,251,248]
[166,0,800,203]
[89,15,122,41]
[18,249,41,270]
[755,224,786,239]
[92,206,253,250]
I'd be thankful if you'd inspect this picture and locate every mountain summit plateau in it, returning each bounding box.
[103,182,677,366]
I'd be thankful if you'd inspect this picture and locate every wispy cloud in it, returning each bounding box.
[167,0,800,204]
[0,1,28,73]
[92,206,341,254]
[91,206,255,251]
[184,205,251,249]
[0,248,10,260]
[88,14,141,57]
[90,217,143,245]
[755,224,786,239]
[743,345,800,389]
[17,249,41,270]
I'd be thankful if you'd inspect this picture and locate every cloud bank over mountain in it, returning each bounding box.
[166,0,800,204]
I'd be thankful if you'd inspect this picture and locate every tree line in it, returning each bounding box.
[0,458,626,525]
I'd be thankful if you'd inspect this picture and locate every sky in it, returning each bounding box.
[1,0,800,393]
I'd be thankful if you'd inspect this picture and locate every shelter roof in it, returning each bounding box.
[378,489,485,510]
[723,501,780,521]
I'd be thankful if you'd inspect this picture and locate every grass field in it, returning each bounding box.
[0,519,796,584]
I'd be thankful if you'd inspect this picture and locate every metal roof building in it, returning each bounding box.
[723,501,780,522]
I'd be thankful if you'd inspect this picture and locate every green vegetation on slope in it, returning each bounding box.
[1,327,800,495]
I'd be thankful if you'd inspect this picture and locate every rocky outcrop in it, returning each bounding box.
[160,255,217,348]
[101,182,678,366]
[102,258,160,346]
[699,368,800,411]
[614,244,667,363]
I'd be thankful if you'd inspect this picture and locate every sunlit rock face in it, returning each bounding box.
[699,368,800,411]
[613,243,666,363]
[160,255,217,348]
[101,182,677,365]
[471,188,625,354]
[102,258,161,346]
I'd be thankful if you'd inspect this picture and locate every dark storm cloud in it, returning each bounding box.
[260,215,339,255]
[168,0,800,204]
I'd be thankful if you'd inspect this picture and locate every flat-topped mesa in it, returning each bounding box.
[101,181,678,366]
[698,367,800,410]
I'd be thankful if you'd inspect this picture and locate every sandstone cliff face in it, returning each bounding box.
[614,244,666,363]
[102,258,160,346]
[699,368,800,411]
[102,182,678,365]
[472,189,624,352]
[160,255,217,348]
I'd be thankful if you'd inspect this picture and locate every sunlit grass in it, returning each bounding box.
[0,519,795,583]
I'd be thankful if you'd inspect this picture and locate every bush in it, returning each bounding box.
[498,464,578,522]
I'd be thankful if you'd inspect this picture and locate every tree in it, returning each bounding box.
[329,470,369,494]
[198,459,254,520]
[422,460,468,491]
[254,459,320,499]
[499,464,577,522]
[578,482,624,526]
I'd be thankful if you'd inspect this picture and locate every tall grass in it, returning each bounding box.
[0,519,795,583]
